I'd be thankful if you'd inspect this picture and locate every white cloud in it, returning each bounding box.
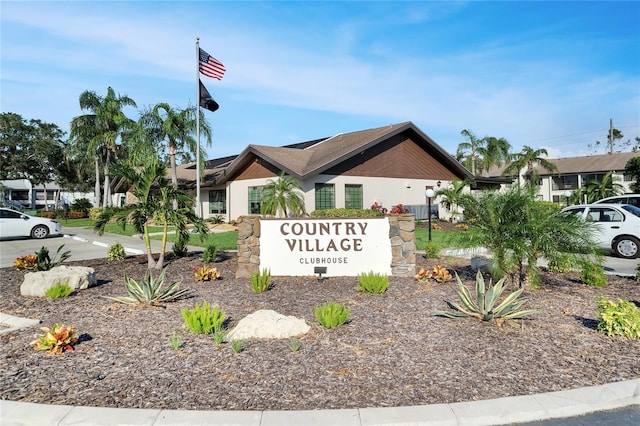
[2,1,638,160]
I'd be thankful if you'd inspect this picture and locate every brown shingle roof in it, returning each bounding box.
[536,152,639,175]
[485,151,639,177]
[216,121,476,184]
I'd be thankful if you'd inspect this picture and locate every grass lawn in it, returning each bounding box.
[61,218,174,236]
[62,218,466,252]
[154,231,237,250]
[415,228,467,250]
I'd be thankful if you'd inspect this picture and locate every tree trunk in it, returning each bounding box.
[94,155,101,208]
[43,183,49,211]
[169,142,178,210]
[102,150,111,208]
[143,224,157,269]
[155,222,169,270]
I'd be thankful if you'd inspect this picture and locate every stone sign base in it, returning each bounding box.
[235,214,416,279]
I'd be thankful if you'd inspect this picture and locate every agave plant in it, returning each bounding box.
[105,268,188,306]
[438,270,539,321]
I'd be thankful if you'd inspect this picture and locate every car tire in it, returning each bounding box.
[31,225,50,239]
[613,236,640,259]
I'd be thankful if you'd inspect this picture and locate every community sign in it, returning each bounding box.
[259,218,392,277]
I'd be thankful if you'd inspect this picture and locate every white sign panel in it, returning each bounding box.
[259,218,392,277]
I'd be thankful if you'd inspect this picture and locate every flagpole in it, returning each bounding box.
[195,37,202,218]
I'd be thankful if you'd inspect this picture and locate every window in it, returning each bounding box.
[552,175,578,190]
[315,183,335,210]
[581,173,605,184]
[589,207,622,223]
[344,184,362,209]
[623,173,633,182]
[248,186,262,214]
[208,190,226,214]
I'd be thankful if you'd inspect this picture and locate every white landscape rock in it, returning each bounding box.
[20,265,97,297]
[225,309,310,341]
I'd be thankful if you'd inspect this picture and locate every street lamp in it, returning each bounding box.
[564,190,571,207]
[425,189,435,241]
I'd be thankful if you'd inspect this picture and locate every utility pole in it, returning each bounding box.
[609,118,614,154]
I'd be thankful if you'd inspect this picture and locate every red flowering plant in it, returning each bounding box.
[390,204,408,214]
[371,202,388,214]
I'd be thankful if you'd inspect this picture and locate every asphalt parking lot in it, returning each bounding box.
[0,226,164,268]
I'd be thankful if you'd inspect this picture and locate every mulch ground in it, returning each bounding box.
[0,250,639,411]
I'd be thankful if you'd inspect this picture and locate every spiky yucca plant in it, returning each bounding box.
[314,301,350,329]
[251,268,271,293]
[355,271,389,294]
[438,271,539,321]
[105,268,188,306]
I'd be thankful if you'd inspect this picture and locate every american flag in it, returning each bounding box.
[199,48,226,80]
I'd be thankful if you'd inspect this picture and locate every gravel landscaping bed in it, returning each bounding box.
[1,252,639,411]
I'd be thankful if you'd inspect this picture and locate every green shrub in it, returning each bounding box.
[104,268,188,306]
[288,337,301,352]
[310,208,384,218]
[172,240,188,258]
[314,301,350,329]
[45,283,73,299]
[230,340,244,353]
[580,261,607,287]
[89,207,102,221]
[251,268,271,293]
[181,300,226,334]
[424,241,442,259]
[597,297,640,338]
[213,327,227,345]
[438,270,539,322]
[107,242,126,261]
[169,331,183,350]
[202,244,218,263]
[547,253,573,273]
[355,271,389,294]
[636,263,640,283]
[207,215,225,225]
[70,198,92,215]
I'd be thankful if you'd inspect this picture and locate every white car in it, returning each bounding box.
[593,194,640,208]
[561,203,640,259]
[0,208,62,239]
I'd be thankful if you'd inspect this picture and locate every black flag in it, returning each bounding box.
[199,79,219,112]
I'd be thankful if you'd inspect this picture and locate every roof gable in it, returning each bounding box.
[217,121,475,184]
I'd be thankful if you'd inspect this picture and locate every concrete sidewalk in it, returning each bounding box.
[1,379,638,425]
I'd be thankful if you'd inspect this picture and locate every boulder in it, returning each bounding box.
[225,309,310,341]
[21,265,97,297]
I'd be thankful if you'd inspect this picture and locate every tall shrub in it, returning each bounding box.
[458,186,599,288]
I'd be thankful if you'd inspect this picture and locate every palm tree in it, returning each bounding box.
[94,160,208,269]
[457,185,599,289]
[478,136,511,175]
[70,87,137,208]
[581,171,625,203]
[435,180,469,221]
[260,172,306,217]
[456,129,483,174]
[502,145,557,185]
[142,103,213,194]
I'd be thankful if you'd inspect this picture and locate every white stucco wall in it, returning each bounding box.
[200,175,449,222]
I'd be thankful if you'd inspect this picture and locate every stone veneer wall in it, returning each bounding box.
[235,214,416,279]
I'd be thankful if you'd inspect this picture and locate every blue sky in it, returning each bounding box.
[2,1,639,161]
